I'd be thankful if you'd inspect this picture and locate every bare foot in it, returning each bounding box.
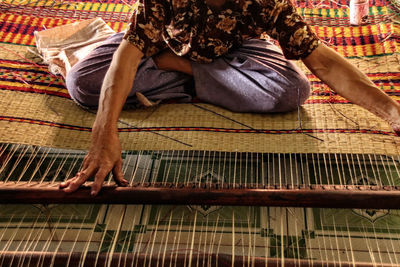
[392,124,400,136]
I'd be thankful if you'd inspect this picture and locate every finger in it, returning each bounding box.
[59,177,77,189]
[91,168,110,196]
[81,155,90,170]
[112,160,128,186]
[62,173,88,193]
[63,165,96,193]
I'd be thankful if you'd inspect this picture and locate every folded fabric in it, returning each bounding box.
[35,18,115,77]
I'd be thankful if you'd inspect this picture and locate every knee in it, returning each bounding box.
[236,68,310,113]
[192,51,311,113]
[65,64,103,108]
[272,70,311,112]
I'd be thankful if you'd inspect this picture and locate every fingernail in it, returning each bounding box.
[91,190,97,197]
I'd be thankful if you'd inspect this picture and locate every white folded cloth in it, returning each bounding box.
[35,18,115,77]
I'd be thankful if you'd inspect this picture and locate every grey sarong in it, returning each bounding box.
[66,32,310,113]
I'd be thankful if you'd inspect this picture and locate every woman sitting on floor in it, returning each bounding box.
[60,0,400,196]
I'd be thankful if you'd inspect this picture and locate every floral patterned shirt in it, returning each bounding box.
[123,0,320,63]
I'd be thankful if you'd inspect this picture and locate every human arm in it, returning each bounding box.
[302,43,400,134]
[153,49,193,75]
[60,40,144,196]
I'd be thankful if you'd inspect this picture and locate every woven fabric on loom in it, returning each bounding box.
[0,0,399,155]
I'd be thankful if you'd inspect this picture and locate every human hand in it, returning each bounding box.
[60,129,129,196]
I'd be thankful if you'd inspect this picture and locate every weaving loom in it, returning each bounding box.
[0,0,400,265]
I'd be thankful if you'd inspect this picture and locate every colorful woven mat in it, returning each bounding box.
[0,0,399,154]
[389,0,400,15]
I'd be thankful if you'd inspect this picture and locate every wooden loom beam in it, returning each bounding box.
[0,252,396,267]
[1,182,400,208]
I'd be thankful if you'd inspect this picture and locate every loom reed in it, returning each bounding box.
[1,144,399,207]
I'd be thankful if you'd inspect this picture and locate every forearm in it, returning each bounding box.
[93,67,133,133]
[302,44,400,127]
[153,49,193,75]
[93,40,144,134]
